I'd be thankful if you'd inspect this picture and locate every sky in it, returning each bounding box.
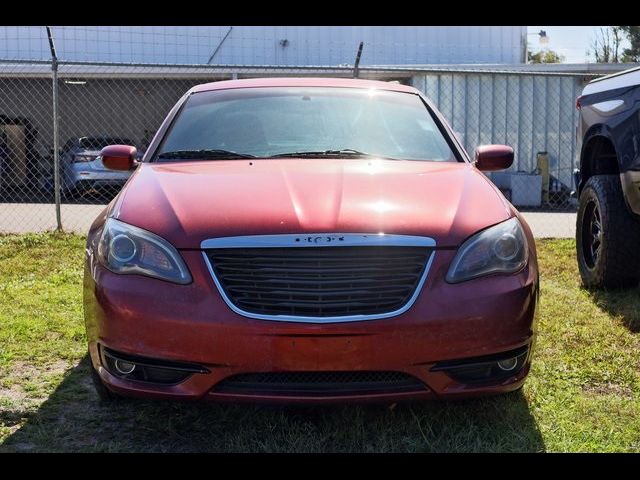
[527,26,629,63]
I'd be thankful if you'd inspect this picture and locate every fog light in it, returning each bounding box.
[497,357,518,371]
[114,359,136,375]
[431,346,528,384]
[101,346,210,385]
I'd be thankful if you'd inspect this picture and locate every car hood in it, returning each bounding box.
[112,159,513,249]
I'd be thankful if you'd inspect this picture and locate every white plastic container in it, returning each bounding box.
[510,173,542,207]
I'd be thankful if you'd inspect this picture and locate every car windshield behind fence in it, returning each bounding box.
[156,87,458,162]
[78,137,132,151]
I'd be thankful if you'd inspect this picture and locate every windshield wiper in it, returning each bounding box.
[157,149,256,160]
[269,149,394,159]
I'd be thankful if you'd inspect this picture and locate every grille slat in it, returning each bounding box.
[213,371,427,396]
[226,285,412,296]
[216,264,425,275]
[219,274,422,286]
[235,299,403,309]
[206,245,431,318]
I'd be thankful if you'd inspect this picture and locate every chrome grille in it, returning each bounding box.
[204,244,432,319]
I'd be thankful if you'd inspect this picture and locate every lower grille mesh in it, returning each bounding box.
[213,371,426,396]
[205,246,431,318]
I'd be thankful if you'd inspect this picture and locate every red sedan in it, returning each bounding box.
[84,77,538,403]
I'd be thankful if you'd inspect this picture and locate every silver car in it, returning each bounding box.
[60,137,140,196]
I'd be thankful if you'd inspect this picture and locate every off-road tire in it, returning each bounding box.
[576,174,640,289]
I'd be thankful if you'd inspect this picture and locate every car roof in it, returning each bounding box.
[80,136,130,142]
[75,137,132,149]
[189,77,419,94]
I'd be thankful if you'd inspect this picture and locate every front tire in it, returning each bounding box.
[576,175,640,289]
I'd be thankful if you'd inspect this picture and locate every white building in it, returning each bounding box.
[1,26,526,65]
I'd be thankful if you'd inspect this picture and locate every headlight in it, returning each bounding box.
[97,218,192,284]
[73,154,95,163]
[446,217,528,283]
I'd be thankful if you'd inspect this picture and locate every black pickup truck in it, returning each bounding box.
[575,66,640,288]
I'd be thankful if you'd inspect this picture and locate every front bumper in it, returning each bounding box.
[84,247,539,403]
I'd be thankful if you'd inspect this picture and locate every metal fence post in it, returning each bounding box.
[353,42,364,79]
[46,27,62,231]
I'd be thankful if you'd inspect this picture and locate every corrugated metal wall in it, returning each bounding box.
[0,26,526,65]
[411,72,587,188]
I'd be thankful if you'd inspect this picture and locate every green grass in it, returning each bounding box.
[0,233,639,452]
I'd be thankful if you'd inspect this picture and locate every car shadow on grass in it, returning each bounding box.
[586,287,640,333]
[2,354,545,452]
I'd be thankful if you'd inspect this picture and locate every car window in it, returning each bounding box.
[156,87,458,162]
[80,137,132,150]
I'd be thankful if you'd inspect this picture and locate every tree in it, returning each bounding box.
[619,26,640,61]
[528,49,564,64]
[591,26,624,63]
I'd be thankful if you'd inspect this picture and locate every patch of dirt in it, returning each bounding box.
[2,359,73,381]
[0,359,76,405]
[582,382,634,398]
[0,384,27,403]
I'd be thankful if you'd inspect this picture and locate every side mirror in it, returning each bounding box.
[474,144,513,172]
[101,144,138,171]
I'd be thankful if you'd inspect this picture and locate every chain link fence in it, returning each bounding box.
[0,59,244,233]
[0,27,602,237]
[412,72,584,213]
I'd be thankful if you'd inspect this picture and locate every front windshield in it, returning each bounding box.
[155,86,459,162]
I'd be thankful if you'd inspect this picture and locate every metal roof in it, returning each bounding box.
[1,60,638,80]
[189,77,417,93]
